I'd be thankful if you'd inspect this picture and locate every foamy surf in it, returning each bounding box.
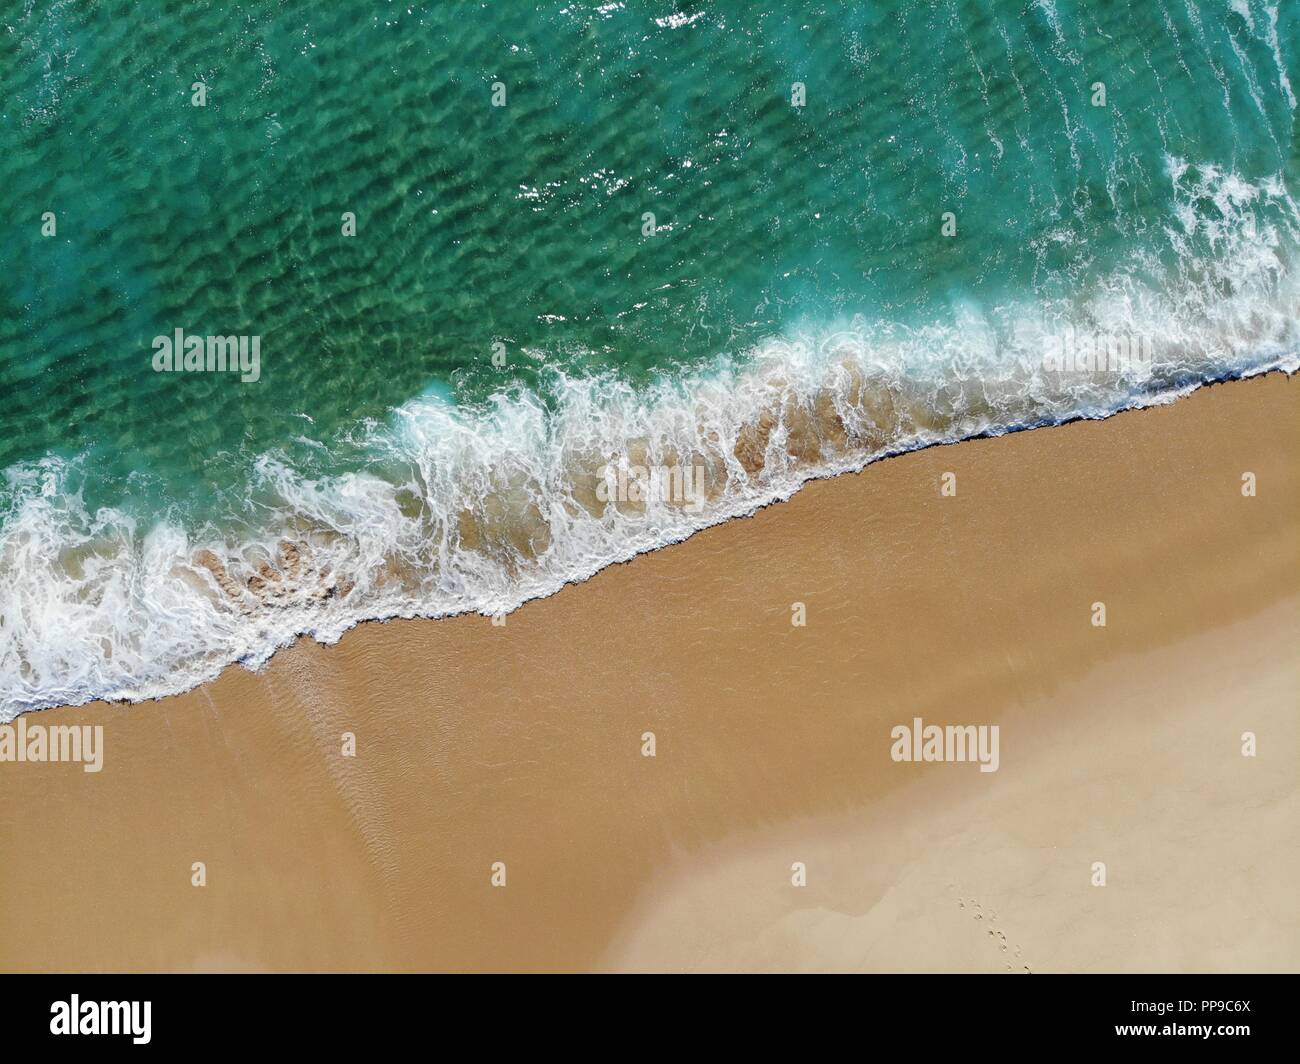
[2,161,1298,719]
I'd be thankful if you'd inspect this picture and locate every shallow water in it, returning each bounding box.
[1,0,1297,715]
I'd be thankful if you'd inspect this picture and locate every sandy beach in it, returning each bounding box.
[1,371,1296,973]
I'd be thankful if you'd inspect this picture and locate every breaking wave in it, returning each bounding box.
[2,160,1298,718]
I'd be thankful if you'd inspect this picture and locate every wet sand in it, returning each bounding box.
[1,372,1296,972]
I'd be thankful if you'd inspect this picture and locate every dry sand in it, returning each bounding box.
[1,372,1296,972]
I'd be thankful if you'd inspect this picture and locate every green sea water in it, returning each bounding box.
[4,0,1295,515]
[1,1,1297,713]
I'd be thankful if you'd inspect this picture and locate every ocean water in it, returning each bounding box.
[1,0,1297,717]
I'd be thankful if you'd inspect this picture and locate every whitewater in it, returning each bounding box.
[2,159,1296,719]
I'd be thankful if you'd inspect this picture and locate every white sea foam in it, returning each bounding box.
[1,162,1298,718]
[1262,2,1297,111]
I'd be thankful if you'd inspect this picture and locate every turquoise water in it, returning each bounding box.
[2,0,1297,714]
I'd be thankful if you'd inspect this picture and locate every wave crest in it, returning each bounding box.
[2,162,1298,717]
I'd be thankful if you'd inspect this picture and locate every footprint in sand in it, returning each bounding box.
[956,894,1032,973]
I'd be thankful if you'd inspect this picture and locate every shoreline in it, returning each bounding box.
[1,371,1296,972]
[6,362,1296,723]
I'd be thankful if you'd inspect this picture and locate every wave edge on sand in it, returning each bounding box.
[2,161,1298,717]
